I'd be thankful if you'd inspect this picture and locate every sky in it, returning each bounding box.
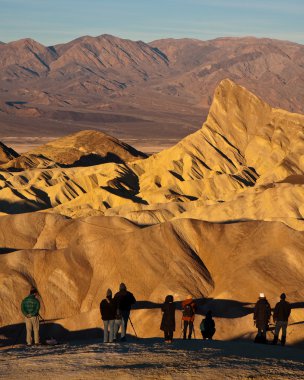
[0,0,303,46]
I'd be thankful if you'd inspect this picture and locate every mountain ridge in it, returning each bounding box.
[1,34,304,144]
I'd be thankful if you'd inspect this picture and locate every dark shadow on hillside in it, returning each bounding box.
[63,152,125,167]
[0,199,43,214]
[134,298,254,318]
[0,321,103,348]
[134,298,304,319]
[101,165,148,204]
[0,247,18,254]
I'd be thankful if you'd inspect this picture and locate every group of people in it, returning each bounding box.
[254,292,291,346]
[99,283,136,343]
[20,285,290,347]
[160,295,215,343]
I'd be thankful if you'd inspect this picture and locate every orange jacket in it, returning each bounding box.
[182,299,196,322]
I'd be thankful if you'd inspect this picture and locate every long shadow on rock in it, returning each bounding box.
[0,321,103,348]
[134,298,254,319]
[63,152,125,168]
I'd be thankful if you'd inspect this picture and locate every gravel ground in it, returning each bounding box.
[1,338,304,379]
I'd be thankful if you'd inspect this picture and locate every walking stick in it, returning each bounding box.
[128,317,139,339]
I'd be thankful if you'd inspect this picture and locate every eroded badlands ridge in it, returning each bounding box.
[0,80,304,345]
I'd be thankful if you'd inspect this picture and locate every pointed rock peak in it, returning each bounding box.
[0,141,19,164]
[208,79,271,123]
[212,79,267,107]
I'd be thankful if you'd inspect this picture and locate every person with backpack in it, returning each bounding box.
[100,289,116,343]
[21,287,40,346]
[253,293,271,343]
[200,310,216,340]
[160,295,175,343]
[113,283,136,342]
[272,293,291,346]
[182,295,196,340]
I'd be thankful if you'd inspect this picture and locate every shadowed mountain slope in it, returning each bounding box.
[0,142,19,164]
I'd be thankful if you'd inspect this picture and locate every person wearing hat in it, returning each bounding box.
[253,293,271,343]
[100,289,116,343]
[21,287,41,346]
[181,295,197,340]
[272,293,291,346]
[113,283,136,341]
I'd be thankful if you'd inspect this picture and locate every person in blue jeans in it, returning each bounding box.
[100,289,116,343]
[113,283,136,342]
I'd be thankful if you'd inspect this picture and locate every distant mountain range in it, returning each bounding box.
[0,35,304,141]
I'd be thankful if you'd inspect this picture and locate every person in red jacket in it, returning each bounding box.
[182,295,196,339]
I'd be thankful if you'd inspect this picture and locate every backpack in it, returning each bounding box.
[183,303,194,318]
[200,319,205,332]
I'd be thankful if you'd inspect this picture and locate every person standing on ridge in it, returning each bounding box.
[100,289,116,343]
[200,310,216,340]
[253,293,271,343]
[113,283,136,342]
[21,287,41,346]
[272,293,291,346]
[182,295,197,339]
[160,295,176,343]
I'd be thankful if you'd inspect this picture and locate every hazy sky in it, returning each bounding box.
[0,0,303,45]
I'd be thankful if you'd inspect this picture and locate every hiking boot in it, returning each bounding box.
[281,336,286,346]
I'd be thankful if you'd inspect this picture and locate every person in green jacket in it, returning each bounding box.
[21,287,41,346]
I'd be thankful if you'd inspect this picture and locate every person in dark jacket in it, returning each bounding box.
[181,295,197,339]
[113,283,136,341]
[100,289,116,343]
[21,287,40,346]
[200,310,216,340]
[253,293,271,343]
[160,295,175,343]
[272,293,291,346]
